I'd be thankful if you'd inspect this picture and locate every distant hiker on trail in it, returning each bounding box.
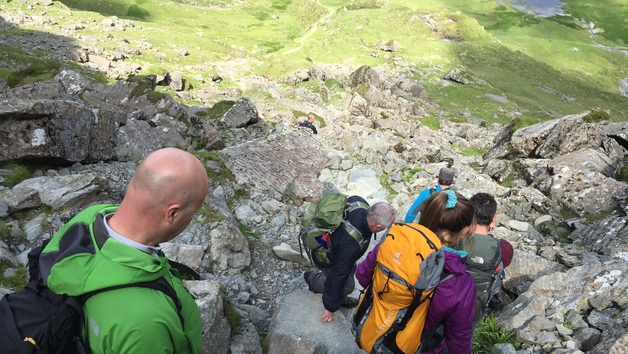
[464,192,514,328]
[303,197,395,323]
[356,190,477,354]
[38,148,208,353]
[404,167,455,223]
[297,113,318,134]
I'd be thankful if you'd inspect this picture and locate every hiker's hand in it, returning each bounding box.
[321,310,334,323]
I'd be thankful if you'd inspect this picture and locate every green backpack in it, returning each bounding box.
[299,193,368,264]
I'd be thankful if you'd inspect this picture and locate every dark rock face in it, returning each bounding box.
[221,98,259,128]
[0,99,122,164]
[349,65,382,89]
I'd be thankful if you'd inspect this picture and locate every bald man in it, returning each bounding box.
[39,148,208,354]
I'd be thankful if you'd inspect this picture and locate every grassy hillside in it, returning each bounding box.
[1,0,626,123]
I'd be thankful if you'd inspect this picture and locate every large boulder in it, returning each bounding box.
[0,99,124,163]
[569,216,628,259]
[548,148,627,216]
[349,65,382,89]
[218,131,328,201]
[266,290,362,354]
[534,113,603,159]
[510,118,560,157]
[221,98,259,129]
[12,174,110,212]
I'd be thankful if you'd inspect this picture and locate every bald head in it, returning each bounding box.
[111,148,209,245]
[130,148,207,204]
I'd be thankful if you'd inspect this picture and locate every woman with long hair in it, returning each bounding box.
[356,190,477,353]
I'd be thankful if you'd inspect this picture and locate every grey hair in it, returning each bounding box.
[366,202,396,228]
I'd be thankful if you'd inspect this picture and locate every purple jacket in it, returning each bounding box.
[356,245,476,354]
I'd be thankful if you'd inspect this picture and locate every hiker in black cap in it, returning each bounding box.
[404,167,455,223]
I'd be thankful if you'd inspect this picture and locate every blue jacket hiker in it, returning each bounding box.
[405,167,455,223]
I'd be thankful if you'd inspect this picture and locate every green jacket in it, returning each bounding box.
[40,204,202,354]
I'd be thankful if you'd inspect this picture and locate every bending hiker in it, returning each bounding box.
[356,190,476,354]
[404,167,455,223]
[297,113,318,134]
[39,148,208,353]
[304,198,395,323]
[464,192,514,327]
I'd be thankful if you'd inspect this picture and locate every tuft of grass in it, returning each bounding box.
[618,164,628,183]
[197,204,226,224]
[146,90,168,103]
[6,60,60,88]
[191,150,235,184]
[325,78,340,89]
[2,163,31,187]
[207,101,236,120]
[463,147,486,157]
[511,116,542,132]
[221,293,242,336]
[472,315,518,354]
[238,222,264,248]
[0,221,11,243]
[0,262,28,291]
[583,109,611,123]
[128,75,157,98]
[403,167,424,181]
[419,117,441,131]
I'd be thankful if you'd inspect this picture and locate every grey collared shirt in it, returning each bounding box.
[103,214,161,257]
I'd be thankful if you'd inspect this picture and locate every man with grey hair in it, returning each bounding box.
[304,196,396,323]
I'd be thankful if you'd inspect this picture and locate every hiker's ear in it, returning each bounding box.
[490,214,498,229]
[166,205,181,224]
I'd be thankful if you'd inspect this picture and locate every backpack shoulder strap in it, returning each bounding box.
[345,200,369,213]
[168,259,201,280]
[340,220,367,248]
[339,200,369,247]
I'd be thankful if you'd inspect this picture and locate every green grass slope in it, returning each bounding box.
[1,0,626,122]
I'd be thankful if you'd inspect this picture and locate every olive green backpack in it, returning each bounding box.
[298,193,368,264]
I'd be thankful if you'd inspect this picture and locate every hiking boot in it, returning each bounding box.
[303,270,320,294]
[341,296,359,309]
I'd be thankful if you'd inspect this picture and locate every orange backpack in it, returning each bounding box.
[351,223,445,353]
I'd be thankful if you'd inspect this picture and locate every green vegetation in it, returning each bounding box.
[562,0,628,44]
[462,147,486,157]
[472,315,518,354]
[191,151,236,184]
[238,222,264,248]
[197,204,226,224]
[1,163,31,187]
[0,0,625,124]
[618,164,628,183]
[583,109,611,123]
[207,101,236,120]
[0,221,11,243]
[403,167,423,181]
[6,60,60,88]
[221,293,242,335]
[511,116,542,132]
[419,117,441,131]
[0,262,28,291]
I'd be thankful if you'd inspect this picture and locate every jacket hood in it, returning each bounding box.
[41,204,171,296]
[443,248,468,276]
